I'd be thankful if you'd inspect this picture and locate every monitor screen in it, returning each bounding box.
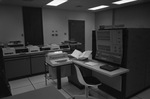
[95,29,123,65]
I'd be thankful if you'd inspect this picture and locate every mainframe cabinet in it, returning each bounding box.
[91,28,150,98]
[4,56,30,80]
[30,53,45,75]
[4,52,47,80]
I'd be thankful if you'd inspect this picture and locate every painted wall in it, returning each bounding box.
[114,2,150,28]
[0,5,95,50]
[95,2,150,29]
[95,10,113,30]
[1,2,150,49]
[6,2,150,49]
[0,5,24,46]
[42,8,95,50]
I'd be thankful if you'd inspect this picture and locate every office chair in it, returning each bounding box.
[73,65,101,99]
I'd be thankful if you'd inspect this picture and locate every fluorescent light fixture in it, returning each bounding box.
[88,5,109,10]
[47,0,68,6]
[112,0,137,5]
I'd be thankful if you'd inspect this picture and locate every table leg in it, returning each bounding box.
[56,66,61,89]
[45,62,47,85]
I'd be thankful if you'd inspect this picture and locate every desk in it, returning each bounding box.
[72,60,129,77]
[45,59,129,91]
[45,60,72,89]
[3,86,66,99]
[73,60,129,99]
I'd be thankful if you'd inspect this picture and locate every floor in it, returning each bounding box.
[9,74,150,99]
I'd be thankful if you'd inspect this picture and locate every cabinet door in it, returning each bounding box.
[31,55,45,74]
[5,57,30,80]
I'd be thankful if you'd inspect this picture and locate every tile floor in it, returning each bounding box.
[9,74,150,99]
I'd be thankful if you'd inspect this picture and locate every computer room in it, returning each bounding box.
[1,0,150,99]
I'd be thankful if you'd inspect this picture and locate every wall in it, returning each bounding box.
[1,2,150,49]
[42,8,95,50]
[95,2,150,29]
[95,10,113,30]
[114,2,150,28]
[0,5,95,50]
[0,5,24,45]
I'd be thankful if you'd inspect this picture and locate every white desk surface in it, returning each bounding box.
[46,57,129,77]
[3,86,66,99]
[72,59,129,77]
[46,59,72,67]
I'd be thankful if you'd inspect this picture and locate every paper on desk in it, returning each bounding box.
[71,49,92,59]
[71,49,82,59]
[85,62,105,66]
[85,62,98,66]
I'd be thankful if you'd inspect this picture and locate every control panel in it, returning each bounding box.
[95,29,123,64]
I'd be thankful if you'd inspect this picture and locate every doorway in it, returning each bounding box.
[68,20,85,51]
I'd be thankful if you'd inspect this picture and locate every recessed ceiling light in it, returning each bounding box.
[47,0,68,6]
[88,5,109,11]
[112,0,137,5]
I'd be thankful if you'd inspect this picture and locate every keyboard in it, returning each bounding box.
[100,65,119,71]
[55,59,68,63]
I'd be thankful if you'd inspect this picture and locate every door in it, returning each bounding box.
[68,20,85,51]
[23,7,43,46]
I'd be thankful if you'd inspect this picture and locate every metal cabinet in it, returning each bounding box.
[92,29,150,98]
[4,56,30,80]
[30,54,45,75]
[145,63,150,87]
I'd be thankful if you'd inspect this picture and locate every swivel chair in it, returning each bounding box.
[73,65,101,99]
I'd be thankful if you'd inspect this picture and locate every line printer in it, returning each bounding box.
[46,51,72,66]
